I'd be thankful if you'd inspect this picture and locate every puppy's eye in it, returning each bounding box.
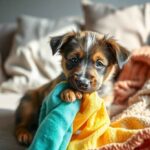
[96,60,105,68]
[66,56,80,70]
[69,57,79,64]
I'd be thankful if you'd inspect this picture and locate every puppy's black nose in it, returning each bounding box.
[77,78,90,89]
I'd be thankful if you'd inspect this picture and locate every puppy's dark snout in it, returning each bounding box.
[76,77,90,90]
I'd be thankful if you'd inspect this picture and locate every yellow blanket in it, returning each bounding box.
[68,92,146,150]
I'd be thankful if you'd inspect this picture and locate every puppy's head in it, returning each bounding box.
[50,31,129,93]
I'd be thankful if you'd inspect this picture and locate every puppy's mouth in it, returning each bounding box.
[68,76,98,93]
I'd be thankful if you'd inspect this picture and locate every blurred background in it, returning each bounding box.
[0,0,150,22]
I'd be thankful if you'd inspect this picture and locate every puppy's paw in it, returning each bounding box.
[61,89,76,102]
[75,91,83,99]
[16,128,33,145]
[61,89,82,102]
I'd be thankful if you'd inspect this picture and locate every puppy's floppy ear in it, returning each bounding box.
[106,38,130,69]
[50,35,64,55]
[50,32,76,55]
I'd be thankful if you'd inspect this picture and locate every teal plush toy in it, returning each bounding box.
[28,82,80,150]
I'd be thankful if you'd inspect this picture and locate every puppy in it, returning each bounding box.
[15,31,129,145]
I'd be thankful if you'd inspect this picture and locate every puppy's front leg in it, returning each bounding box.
[61,89,82,102]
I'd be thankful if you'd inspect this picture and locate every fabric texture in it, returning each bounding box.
[68,91,149,150]
[82,0,150,50]
[0,15,80,93]
[28,82,81,150]
[97,128,150,150]
[111,46,150,125]
[114,46,150,104]
[28,82,149,150]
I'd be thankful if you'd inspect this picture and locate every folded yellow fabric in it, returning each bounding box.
[68,92,145,150]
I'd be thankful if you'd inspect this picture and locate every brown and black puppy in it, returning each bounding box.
[15,31,129,146]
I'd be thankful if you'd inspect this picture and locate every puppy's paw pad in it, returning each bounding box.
[75,91,82,99]
[61,89,76,102]
[16,129,33,145]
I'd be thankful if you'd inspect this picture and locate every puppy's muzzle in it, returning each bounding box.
[76,77,90,90]
[74,73,91,90]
